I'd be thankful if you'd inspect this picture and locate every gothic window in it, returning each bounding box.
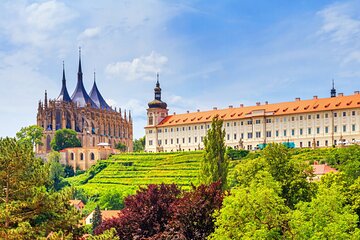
[90,153,95,160]
[80,153,84,161]
[70,153,74,160]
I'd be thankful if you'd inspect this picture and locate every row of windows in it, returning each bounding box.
[149,124,357,145]
[70,152,95,161]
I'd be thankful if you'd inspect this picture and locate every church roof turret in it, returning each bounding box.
[57,61,71,102]
[71,48,98,108]
[148,73,167,109]
[89,71,113,111]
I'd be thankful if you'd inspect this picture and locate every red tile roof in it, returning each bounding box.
[148,93,360,127]
[101,210,121,221]
[311,164,338,175]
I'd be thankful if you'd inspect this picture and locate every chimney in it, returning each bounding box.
[295,97,300,101]
[313,96,318,100]
[197,109,200,112]
[256,102,260,106]
[213,107,217,110]
[229,105,233,108]
[240,104,244,108]
[338,93,344,97]
[355,91,360,95]
[265,101,268,105]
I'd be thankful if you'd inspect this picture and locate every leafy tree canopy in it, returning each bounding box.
[50,129,81,151]
[133,136,145,152]
[115,142,127,152]
[16,125,43,147]
[199,116,229,189]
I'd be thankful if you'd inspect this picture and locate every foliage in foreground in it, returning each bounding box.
[51,128,81,151]
[95,182,224,240]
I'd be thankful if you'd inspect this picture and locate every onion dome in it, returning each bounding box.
[90,72,113,111]
[71,48,98,108]
[148,73,167,109]
[56,61,71,102]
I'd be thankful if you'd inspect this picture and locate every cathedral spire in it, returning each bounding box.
[57,61,71,102]
[44,90,48,108]
[78,47,82,77]
[148,73,167,109]
[331,79,336,98]
[89,70,112,111]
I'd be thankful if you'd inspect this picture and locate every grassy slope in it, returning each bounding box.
[67,151,205,196]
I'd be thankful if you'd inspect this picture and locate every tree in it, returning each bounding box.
[199,116,229,189]
[64,165,75,178]
[115,142,127,152]
[0,137,81,238]
[50,129,81,151]
[157,181,224,240]
[16,125,43,147]
[133,137,145,152]
[290,178,360,239]
[93,205,102,232]
[98,190,124,210]
[47,151,66,191]
[210,171,290,239]
[95,184,181,239]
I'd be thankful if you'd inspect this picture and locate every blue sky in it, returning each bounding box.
[1,0,360,139]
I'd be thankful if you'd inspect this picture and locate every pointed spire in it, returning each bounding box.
[331,79,336,98]
[124,109,127,121]
[156,72,160,87]
[89,71,112,111]
[129,110,132,122]
[57,61,71,102]
[62,61,66,84]
[78,47,82,74]
[44,90,48,108]
[119,108,122,117]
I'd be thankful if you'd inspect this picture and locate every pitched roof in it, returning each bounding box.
[89,78,112,111]
[311,164,338,175]
[153,93,360,127]
[69,199,84,207]
[101,210,121,220]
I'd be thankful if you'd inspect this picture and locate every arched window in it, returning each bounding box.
[149,115,154,125]
[90,153,95,160]
[80,153,84,161]
[70,153,74,160]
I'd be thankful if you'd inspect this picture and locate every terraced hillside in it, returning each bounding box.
[67,151,204,196]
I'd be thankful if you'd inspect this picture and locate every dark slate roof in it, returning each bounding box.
[57,63,71,102]
[89,77,112,111]
[71,54,98,108]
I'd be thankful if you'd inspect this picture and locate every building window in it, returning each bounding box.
[316,114,320,119]
[266,131,271,137]
[325,126,329,134]
[292,117,295,121]
[70,153,74,160]
[227,134,230,140]
[176,138,179,144]
[308,128,311,135]
[188,137,191,143]
[149,130,153,134]
[343,112,346,117]
[158,129,162,133]
[256,132,261,138]
[188,126,191,130]
[334,112,337,117]
[234,122,237,126]
[227,122,230,127]
[343,125,347,132]
[247,120,253,125]
[291,129,295,136]
[300,128,303,135]
[352,111,356,116]
[300,142,303,148]
[176,128,179,132]
[171,139,173,144]
[266,119,272,123]
[171,128,173,132]
[195,126,197,130]
[247,132,253,139]
[195,137,197,143]
[276,130,279,137]
[300,116,303,121]
[308,115,311,120]
[283,130,287,137]
[201,136,204,142]
[316,127,320,134]
[325,113,328,118]
[334,126,338,133]
[325,140,328,146]
[183,127,185,131]
[165,139,168,145]
[255,120,261,124]
[80,153,84,161]
[201,125,204,130]
[317,141,320,147]
[234,133,237,140]
[283,117,287,122]
[207,125,210,129]
[241,133,244,139]
[158,140,162,145]
[90,153,95,160]
[352,124,356,131]
[165,128,168,133]
[182,138,185,144]
[149,140,153,146]
[308,141,311,147]
[241,121,244,126]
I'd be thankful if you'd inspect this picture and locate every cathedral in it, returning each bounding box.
[36,50,133,153]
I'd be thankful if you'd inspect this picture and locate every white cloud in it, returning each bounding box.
[123,99,146,118]
[105,51,168,81]
[79,27,101,39]
[317,2,360,44]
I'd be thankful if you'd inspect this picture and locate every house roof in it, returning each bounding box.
[311,164,338,175]
[69,199,84,207]
[101,210,121,220]
[151,92,360,128]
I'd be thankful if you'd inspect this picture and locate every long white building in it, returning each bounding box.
[145,79,360,152]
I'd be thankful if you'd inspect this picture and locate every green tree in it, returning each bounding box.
[47,151,66,191]
[93,205,102,232]
[50,129,81,151]
[290,177,360,239]
[133,137,145,152]
[210,171,290,239]
[99,190,124,210]
[16,125,43,147]
[0,137,80,238]
[115,142,127,152]
[199,116,229,189]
